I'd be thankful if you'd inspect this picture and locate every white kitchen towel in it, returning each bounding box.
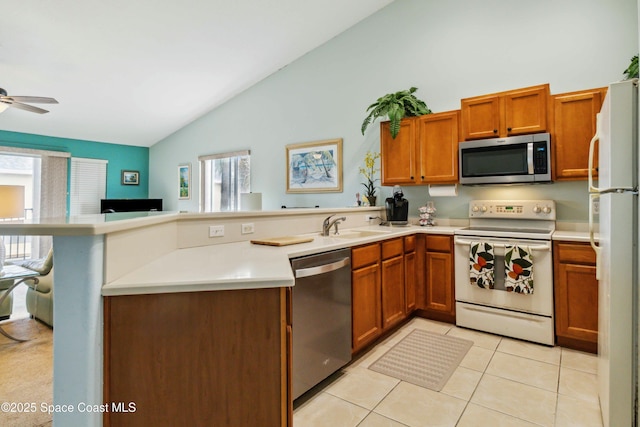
[469,241,495,289]
[504,245,534,294]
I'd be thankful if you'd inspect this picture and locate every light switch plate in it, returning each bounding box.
[241,223,255,234]
[209,225,225,237]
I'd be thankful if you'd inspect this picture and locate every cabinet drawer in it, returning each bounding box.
[382,238,404,260]
[554,242,596,265]
[352,243,381,269]
[404,235,416,253]
[426,235,451,252]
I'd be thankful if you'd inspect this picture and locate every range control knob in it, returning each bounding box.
[533,205,542,213]
[481,205,488,212]
[542,206,552,214]
[472,205,480,213]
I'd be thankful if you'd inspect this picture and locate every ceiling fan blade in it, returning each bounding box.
[8,101,50,114]
[6,96,58,104]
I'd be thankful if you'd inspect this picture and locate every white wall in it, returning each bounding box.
[150,0,638,223]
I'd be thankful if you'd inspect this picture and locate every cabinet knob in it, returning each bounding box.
[410,176,414,180]
[507,127,512,132]
[493,129,498,133]
[421,176,425,180]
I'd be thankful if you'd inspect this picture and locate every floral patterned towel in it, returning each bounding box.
[505,245,534,294]
[469,242,495,289]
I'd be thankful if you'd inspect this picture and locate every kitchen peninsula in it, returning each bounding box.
[1,207,465,426]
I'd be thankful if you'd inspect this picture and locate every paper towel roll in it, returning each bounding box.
[240,193,262,211]
[428,184,458,197]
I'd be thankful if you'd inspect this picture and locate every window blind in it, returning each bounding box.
[69,158,107,215]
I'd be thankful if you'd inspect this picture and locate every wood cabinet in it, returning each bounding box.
[381,238,406,328]
[352,242,382,353]
[552,87,606,181]
[352,238,414,354]
[381,110,460,185]
[423,235,455,323]
[553,241,598,353]
[461,84,550,140]
[103,287,291,427]
[404,235,417,314]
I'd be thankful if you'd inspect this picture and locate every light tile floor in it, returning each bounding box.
[293,317,602,427]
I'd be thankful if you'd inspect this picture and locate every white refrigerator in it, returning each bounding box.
[588,78,638,427]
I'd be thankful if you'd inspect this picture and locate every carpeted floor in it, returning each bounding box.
[0,317,53,427]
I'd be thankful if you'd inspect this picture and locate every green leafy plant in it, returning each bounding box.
[361,87,431,139]
[359,151,380,200]
[624,55,638,79]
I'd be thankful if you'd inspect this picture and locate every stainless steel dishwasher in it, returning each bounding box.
[291,248,352,400]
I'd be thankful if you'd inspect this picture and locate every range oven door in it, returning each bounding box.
[454,236,554,345]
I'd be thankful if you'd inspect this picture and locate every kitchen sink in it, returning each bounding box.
[326,230,391,239]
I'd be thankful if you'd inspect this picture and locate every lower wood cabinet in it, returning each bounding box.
[103,287,291,427]
[553,241,598,353]
[352,242,382,353]
[404,235,417,314]
[381,238,406,329]
[422,235,455,323]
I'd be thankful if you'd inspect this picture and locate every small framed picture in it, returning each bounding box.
[121,170,140,185]
[178,163,191,200]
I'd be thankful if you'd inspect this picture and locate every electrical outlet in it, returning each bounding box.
[241,223,255,234]
[209,225,225,237]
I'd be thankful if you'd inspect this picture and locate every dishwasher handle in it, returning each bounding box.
[294,257,351,279]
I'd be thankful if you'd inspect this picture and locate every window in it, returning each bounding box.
[199,150,250,212]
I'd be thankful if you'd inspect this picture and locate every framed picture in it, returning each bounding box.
[121,170,139,185]
[286,138,343,193]
[178,163,191,200]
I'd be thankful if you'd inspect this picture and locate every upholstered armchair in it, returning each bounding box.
[18,250,54,327]
[0,277,13,321]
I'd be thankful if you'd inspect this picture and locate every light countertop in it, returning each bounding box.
[102,225,460,296]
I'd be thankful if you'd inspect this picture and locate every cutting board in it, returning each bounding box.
[250,236,314,246]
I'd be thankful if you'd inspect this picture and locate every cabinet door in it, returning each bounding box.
[461,95,501,140]
[553,242,598,353]
[381,255,406,329]
[503,85,549,136]
[352,263,382,353]
[381,119,417,185]
[425,251,454,315]
[404,249,417,313]
[553,88,605,180]
[417,110,460,184]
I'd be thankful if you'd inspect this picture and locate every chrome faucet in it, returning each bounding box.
[322,215,346,236]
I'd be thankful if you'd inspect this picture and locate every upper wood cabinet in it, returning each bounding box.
[552,87,606,181]
[381,110,460,185]
[461,84,550,140]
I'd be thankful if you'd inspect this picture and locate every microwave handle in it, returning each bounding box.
[527,143,534,174]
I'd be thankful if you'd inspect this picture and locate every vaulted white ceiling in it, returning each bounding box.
[0,0,392,147]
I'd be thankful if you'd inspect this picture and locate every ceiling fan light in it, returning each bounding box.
[0,103,8,113]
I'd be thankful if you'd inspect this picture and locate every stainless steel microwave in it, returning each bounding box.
[458,133,551,185]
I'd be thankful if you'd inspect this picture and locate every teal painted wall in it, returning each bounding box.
[0,130,149,199]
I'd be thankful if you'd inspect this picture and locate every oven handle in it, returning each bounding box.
[454,238,551,251]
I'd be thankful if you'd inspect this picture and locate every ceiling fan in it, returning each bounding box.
[0,88,58,114]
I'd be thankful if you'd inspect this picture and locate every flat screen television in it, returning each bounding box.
[100,199,163,213]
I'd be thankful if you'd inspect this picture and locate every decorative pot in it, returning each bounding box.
[366,196,376,206]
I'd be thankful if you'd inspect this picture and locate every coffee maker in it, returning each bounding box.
[385,185,409,225]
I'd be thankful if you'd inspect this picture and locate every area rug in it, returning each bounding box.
[369,329,473,391]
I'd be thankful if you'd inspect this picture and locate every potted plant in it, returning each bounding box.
[624,55,638,79]
[361,87,432,139]
[359,151,380,206]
